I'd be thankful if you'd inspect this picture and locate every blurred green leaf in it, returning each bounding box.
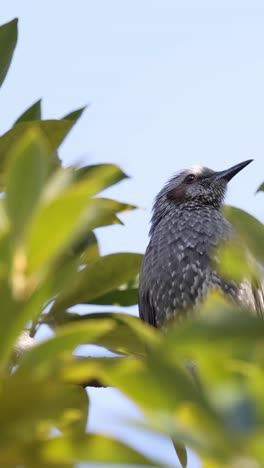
[47,312,157,356]
[0,371,88,444]
[49,253,143,314]
[14,99,42,125]
[41,433,159,466]
[256,181,264,192]
[216,240,259,282]
[5,129,48,240]
[19,319,115,368]
[0,120,76,183]
[223,206,264,264]
[0,18,18,87]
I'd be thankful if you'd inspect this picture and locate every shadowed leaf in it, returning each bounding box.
[0,18,18,87]
[62,106,86,121]
[14,100,42,125]
[49,253,143,315]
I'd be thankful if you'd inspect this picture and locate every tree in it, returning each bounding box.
[0,18,264,468]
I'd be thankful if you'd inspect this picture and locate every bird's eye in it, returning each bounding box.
[184,174,197,184]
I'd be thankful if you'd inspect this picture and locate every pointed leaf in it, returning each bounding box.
[0,120,76,183]
[0,19,18,87]
[5,129,48,239]
[173,441,188,468]
[256,181,264,193]
[14,99,42,125]
[62,106,86,122]
[73,163,128,191]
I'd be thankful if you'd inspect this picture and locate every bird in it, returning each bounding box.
[139,160,264,328]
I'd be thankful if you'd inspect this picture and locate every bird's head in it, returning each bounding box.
[150,159,253,233]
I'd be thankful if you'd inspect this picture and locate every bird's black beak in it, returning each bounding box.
[214,159,253,182]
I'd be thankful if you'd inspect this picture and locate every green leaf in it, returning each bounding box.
[50,253,143,314]
[0,120,76,184]
[256,181,264,193]
[62,106,86,122]
[90,287,138,306]
[73,163,128,191]
[172,441,188,468]
[0,372,88,444]
[19,319,115,368]
[40,434,159,466]
[5,129,48,240]
[26,183,102,272]
[14,100,42,125]
[0,19,18,87]
[46,313,157,356]
[223,206,264,264]
[216,240,259,282]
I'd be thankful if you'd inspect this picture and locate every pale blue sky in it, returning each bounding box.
[1,2,264,467]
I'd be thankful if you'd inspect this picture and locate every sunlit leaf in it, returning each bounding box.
[73,163,128,191]
[14,99,42,125]
[0,18,18,87]
[41,434,159,466]
[0,372,88,444]
[223,206,264,264]
[216,240,259,282]
[5,129,48,240]
[0,120,76,184]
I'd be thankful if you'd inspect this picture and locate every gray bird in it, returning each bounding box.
[139,160,264,327]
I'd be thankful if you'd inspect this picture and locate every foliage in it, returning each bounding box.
[0,17,264,468]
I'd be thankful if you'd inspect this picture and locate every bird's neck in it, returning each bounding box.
[150,201,222,236]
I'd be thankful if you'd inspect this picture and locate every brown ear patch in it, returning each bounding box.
[167,185,186,202]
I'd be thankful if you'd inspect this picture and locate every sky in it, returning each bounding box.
[1,1,264,467]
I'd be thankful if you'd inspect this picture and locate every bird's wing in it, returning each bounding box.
[252,284,264,318]
[138,289,157,327]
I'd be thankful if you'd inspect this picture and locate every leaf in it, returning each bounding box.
[62,106,86,121]
[46,312,157,356]
[0,120,76,183]
[172,441,188,468]
[26,184,102,272]
[73,163,128,191]
[90,287,138,306]
[0,19,18,87]
[40,434,159,466]
[49,253,143,314]
[223,206,264,264]
[14,100,42,125]
[5,129,48,240]
[256,181,264,193]
[0,372,89,444]
[19,319,115,368]
[216,240,259,282]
